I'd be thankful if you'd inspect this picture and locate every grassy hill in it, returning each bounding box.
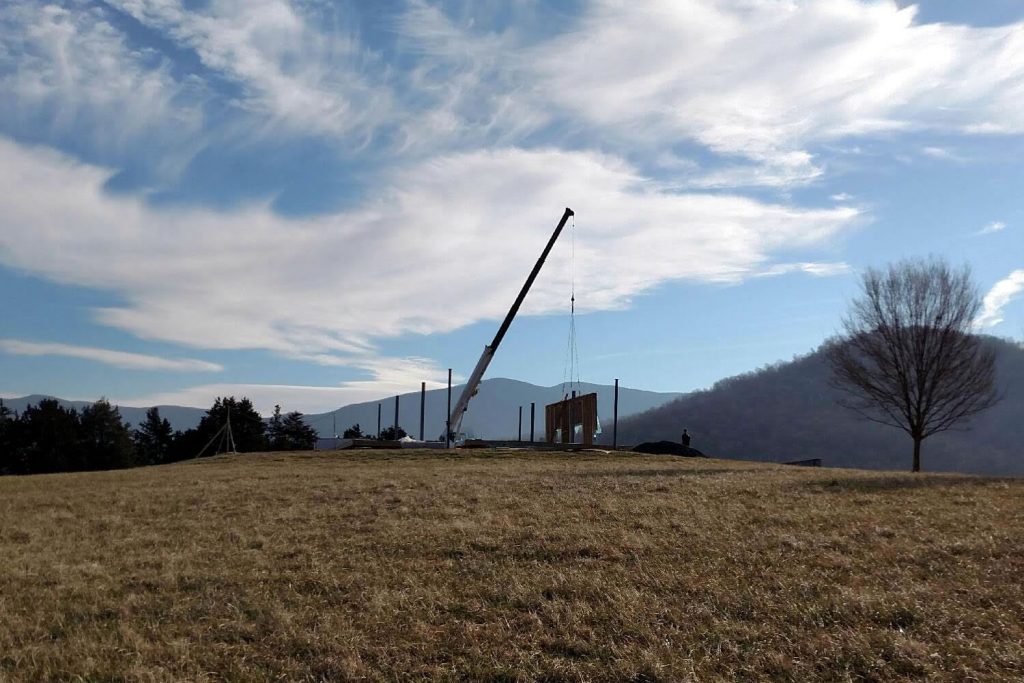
[2,450,1021,681]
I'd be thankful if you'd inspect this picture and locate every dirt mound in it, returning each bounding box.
[632,441,707,457]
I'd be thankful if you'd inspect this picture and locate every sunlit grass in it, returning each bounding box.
[1,450,1021,681]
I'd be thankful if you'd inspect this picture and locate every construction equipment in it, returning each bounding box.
[447,207,574,441]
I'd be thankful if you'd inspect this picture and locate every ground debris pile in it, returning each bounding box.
[632,440,707,457]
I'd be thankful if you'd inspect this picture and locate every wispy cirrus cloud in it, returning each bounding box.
[104,0,393,142]
[920,146,968,162]
[756,262,852,278]
[528,0,1024,186]
[0,338,222,372]
[978,220,1008,235]
[113,383,358,415]
[0,2,207,176]
[5,0,1024,407]
[976,269,1024,329]
[8,0,1024,192]
[113,355,453,413]
[0,138,859,359]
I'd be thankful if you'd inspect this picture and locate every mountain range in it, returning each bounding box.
[1,379,681,441]
[7,338,1020,476]
[303,378,682,440]
[0,396,207,433]
[612,337,1024,475]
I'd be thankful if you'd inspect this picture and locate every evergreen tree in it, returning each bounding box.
[19,399,80,473]
[166,428,204,462]
[267,404,286,450]
[134,407,174,465]
[342,423,363,439]
[0,399,20,475]
[379,425,407,441]
[196,396,267,453]
[280,411,318,450]
[79,399,136,471]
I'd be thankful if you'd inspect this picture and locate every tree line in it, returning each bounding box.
[0,396,319,476]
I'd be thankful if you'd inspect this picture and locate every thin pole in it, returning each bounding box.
[446,368,452,448]
[613,378,619,450]
[394,395,400,437]
[196,422,226,458]
[518,405,523,442]
[530,402,535,442]
[377,403,381,439]
[226,405,236,453]
[419,382,426,441]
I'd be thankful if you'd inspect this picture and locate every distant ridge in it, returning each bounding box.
[2,378,682,439]
[0,395,207,432]
[614,337,1024,476]
[302,378,682,440]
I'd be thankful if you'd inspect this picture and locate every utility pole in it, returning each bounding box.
[377,403,381,439]
[225,404,237,454]
[530,402,535,442]
[613,378,619,450]
[394,395,400,438]
[446,368,452,448]
[419,382,426,441]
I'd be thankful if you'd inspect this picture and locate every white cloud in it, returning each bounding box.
[114,355,452,413]
[0,138,859,359]
[529,0,1024,185]
[114,383,355,414]
[0,2,206,175]
[976,269,1024,329]
[8,1,1024,193]
[830,193,854,202]
[391,0,549,154]
[978,220,1008,235]
[104,0,392,142]
[0,339,222,372]
[756,262,852,278]
[921,146,967,162]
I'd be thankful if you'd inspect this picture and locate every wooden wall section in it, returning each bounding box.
[545,392,598,446]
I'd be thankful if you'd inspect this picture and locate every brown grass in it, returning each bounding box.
[1,450,1022,682]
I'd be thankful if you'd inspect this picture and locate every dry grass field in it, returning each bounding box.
[1,449,1022,682]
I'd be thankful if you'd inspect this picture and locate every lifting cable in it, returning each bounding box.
[561,213,582,400]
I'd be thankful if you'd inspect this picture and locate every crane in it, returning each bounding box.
[447,207,575,441]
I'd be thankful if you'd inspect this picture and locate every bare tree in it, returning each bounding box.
[826,258,999,472]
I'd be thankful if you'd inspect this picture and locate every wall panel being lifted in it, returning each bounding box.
[545,392,598,446]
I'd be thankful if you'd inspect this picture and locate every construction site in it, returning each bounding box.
[313,208,618,452]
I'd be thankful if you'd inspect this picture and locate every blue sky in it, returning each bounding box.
[1,0,1023,414]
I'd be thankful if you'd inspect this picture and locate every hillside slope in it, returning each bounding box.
[614,337,1024,475]
[1,450,1020,681]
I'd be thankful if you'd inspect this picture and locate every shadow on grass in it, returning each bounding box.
[803,474,1016,493]
[573,468,738,478]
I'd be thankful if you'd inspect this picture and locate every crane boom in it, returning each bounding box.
[448,207,574,439]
